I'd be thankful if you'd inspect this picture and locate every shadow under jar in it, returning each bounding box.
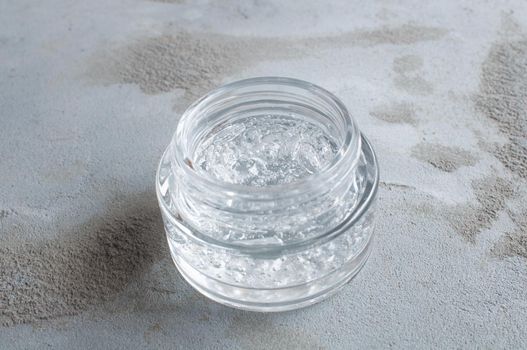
[156,77,379,311]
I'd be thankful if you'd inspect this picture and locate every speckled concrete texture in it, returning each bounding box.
[1,0,527,348]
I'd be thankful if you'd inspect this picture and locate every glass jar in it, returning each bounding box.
[156,77,379,311]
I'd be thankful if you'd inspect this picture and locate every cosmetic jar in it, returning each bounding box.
[156,77,379,311]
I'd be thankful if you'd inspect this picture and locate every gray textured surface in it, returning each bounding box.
[1,0,527,348]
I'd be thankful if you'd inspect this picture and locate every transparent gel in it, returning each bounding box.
[156,77,379,311]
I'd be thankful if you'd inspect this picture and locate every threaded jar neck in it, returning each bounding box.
[169,77,363,245]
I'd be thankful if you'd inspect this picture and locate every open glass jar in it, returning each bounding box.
[156,77,379,311]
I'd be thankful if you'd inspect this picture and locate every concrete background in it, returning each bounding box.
[1,0,527,348]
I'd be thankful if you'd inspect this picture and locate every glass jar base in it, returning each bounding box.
[168,235,374,312]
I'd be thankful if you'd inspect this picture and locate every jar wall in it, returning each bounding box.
[156,132,378,310]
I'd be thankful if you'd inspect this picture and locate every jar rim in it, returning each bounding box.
[171,76,361,199]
